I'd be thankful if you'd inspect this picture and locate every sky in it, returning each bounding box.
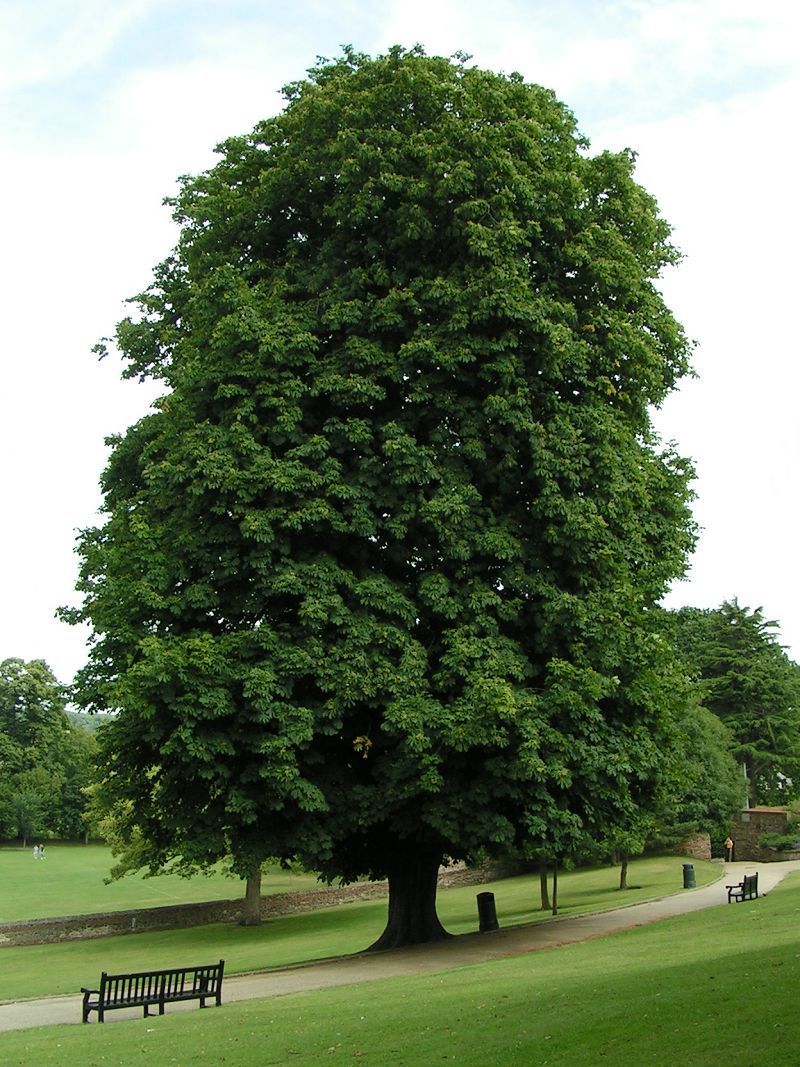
[1,0,798,683]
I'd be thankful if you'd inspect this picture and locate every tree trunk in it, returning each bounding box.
[368,849,450,951]
[240,868,263,926]
[619,852,629,891]
[551,860,559,916]
[744,759,756,807]
[539,859,551,911]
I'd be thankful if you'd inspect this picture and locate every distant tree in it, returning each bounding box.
[583,657,743,874]
[671,602,800,804]
[82,780,269,923]
[0,658,96,840]
[65,710,105,734]
[658,697,745,840]
[8,790,45,849]
[57,726,98,838]
[0,731,24,776]
[0,658,69,756]
[65,47,695,947]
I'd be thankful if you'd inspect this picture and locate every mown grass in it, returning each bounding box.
[0,845,321,923]
[0,855,718,1001]
[2,871,797,1066]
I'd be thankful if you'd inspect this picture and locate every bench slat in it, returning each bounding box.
[726,872,758,903]
[82,960,224,1023]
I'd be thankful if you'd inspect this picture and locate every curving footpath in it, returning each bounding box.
[2,860,798,1034]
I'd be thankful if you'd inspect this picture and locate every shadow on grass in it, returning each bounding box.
[3,882,799,1067]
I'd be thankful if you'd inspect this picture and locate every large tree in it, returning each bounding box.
[65,47,694,947]
[670,601,800,804]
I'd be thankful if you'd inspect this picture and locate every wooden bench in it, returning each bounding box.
[81,960,224,1023]
[726,872,758,903]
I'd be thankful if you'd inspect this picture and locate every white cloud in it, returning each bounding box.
[629,79,800,655]
[2,0,799,677]
[634,0,800,69]
[0,0,158,90]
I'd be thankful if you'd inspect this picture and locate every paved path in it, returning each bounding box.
[2,860,798,1033]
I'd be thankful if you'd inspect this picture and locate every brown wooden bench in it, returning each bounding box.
[81,960,224,1023]
[726,872,758,903]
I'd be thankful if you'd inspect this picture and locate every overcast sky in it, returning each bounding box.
[2,0,798,683]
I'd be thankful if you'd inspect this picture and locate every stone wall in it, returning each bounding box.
[0,859,528,948]
[674,832,712,861]
[0,883,387,948]
[731,807,800,862]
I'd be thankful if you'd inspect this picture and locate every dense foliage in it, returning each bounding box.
[65,47,695,945]
[670,600,800,804]
[0,658,96,842]
[656,694,744,841]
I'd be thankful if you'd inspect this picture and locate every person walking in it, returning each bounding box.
[724,836,735,862]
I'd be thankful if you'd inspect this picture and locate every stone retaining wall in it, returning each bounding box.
[732,807,800,862]
[0,860,525,948]
[674,832,712,861]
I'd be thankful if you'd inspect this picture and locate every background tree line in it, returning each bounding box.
[668,599,800,807]
[2,598,797,874]
[0,658,96,845]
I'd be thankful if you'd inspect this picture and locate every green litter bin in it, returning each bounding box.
[682,863,696,889]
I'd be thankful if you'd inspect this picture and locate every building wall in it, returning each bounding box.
[731,807,800,862]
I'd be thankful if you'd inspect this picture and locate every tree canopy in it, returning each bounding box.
[670,600,800,804]
[0,658,96,842]
[65,47,695,946]
[656,691,744,843]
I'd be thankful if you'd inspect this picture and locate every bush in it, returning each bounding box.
[758,831,800,852]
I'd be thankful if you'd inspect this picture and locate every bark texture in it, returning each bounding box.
[539,860,551,910]
[368,850,450,950]
[240,869,263,926]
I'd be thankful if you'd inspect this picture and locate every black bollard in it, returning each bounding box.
[476,891,500,932]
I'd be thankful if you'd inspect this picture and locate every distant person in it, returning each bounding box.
[724,836,734,862]
[39,844,45,859]
[32,844,39,860]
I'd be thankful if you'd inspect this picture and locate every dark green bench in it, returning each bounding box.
[726,872,758,903]
[81,959,224,1023]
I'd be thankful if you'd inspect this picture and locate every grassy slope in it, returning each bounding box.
[1,872,798,1067]
[0,845,321,922]
[0,856,717,1001]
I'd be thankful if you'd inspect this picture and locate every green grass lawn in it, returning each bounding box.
[1,870,797,1066]
[0,855,718,1001]
[0,845,321,922]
